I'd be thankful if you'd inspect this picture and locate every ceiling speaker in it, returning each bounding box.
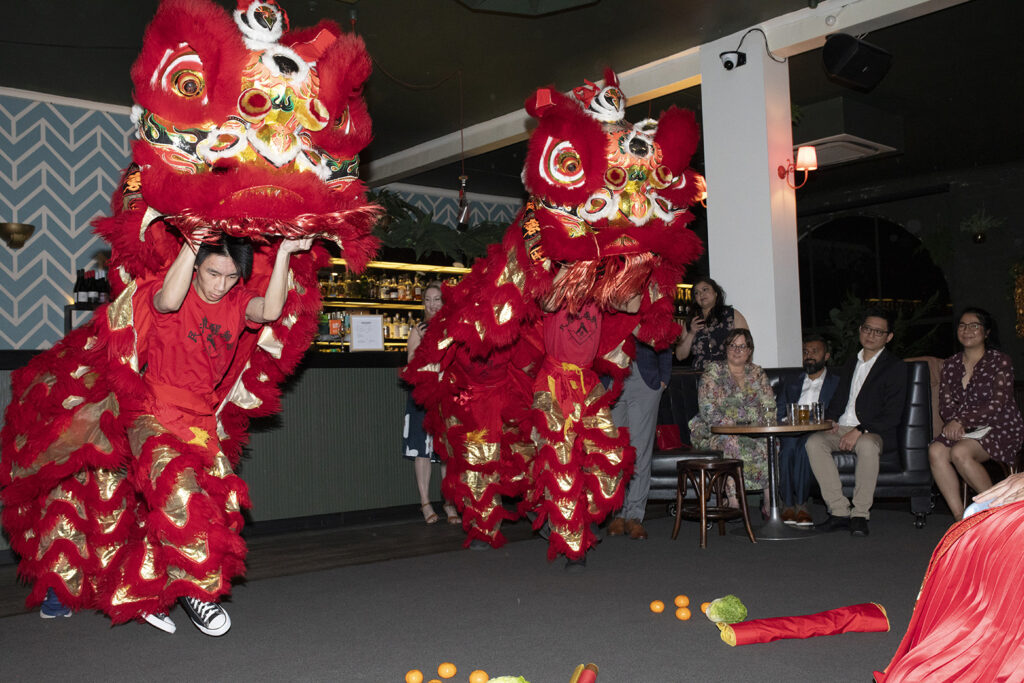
[822,33,892,92]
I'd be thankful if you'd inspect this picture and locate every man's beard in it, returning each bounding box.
[803,358,826,374]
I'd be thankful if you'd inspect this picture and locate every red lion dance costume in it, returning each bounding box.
[0,0,378,623]
[404,73,704,562]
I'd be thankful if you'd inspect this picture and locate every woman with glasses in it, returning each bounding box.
[674,276,749,371]
[928,307,1024,521]
[688,328,776,509]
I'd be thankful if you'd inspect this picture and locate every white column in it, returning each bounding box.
[698,29,802,368]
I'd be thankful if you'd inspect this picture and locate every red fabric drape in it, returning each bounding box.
[874,501,1024,682]
[720,603,889,646]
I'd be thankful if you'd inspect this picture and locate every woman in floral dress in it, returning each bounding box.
[928,307,1024,520]
[689,328,777,507]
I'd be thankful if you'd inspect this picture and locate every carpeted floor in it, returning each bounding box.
[0,502,951,683]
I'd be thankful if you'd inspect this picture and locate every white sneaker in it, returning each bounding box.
[143,612,176,634]
[179,596,231,636]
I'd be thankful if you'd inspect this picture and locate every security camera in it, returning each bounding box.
[719,51,747,70]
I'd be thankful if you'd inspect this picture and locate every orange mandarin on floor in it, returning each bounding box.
[674,594,690,608]
[437,662,457,678]
[405,670,424,683]
[469,671,489,683]
[676,606,692,620]
[650,599,665,613]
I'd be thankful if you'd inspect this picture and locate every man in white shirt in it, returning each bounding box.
[775,335,839,526]
[806,309,907,537]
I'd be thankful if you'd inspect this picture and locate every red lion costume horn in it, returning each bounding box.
[404,69,704,560]
[1,0,379,623]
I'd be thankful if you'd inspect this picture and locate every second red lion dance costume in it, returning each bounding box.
[405,74,705,565]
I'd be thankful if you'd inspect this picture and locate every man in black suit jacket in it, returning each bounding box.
[806,308,907,537]
[775,335,840,526]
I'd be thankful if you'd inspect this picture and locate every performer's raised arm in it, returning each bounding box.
[153,239,202,313]
[245,237,313,324]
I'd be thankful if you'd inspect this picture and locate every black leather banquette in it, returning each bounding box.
[649,360,934,527]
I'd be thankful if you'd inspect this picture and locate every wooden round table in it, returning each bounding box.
[711,421,833,541]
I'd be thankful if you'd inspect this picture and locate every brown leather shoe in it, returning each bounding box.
[781,507,796,525]
[794,509,814,527]
[607,517,626,536]
[625,519,648,540]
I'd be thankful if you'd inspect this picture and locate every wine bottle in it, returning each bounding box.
[85,270,98,303]
[73,269,86,303]
[97,271,109,303]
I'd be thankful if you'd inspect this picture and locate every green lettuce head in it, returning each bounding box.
[706,595,747,624]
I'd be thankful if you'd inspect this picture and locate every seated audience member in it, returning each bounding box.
[674,276,749,371]
[928,307,1024,521]
[806,307,907,537]
[874,473,1024,682]
[775,335,839,526]
[688,328,776,510]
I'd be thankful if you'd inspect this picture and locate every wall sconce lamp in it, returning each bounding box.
[778,145,818,189]
[0,222,35,249]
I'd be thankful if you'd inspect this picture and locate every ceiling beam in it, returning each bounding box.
[363,0,968,188]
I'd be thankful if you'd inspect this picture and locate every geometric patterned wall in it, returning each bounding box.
[0,89,522,351]
[0,90,133,350]
[385,181,522,232]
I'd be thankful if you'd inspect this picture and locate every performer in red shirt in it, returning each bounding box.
[118,234,311,636]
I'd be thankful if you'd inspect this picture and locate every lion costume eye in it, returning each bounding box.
[173,70,204,98]
[540,138,585,187]
[155,46,206,99]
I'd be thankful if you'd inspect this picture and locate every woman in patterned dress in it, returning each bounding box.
[688,328,777,507]
[674,276,749,370]
[928,307,1024,521]
[403,283,460,525]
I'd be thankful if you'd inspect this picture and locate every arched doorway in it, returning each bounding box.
[799,215,953,361]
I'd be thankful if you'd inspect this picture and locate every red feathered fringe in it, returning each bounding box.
[526,374,635,560]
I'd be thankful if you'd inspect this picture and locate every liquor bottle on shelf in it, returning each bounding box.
[84,270,98,303]
[339,270,351,298]
[73,269,86,303]
[413,274,424,301]
[97,272,109,303]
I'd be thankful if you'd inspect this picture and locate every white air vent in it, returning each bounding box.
[793,98,902,168]
[798,134,898,166]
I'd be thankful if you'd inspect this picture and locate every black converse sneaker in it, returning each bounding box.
[179,596,231,636]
